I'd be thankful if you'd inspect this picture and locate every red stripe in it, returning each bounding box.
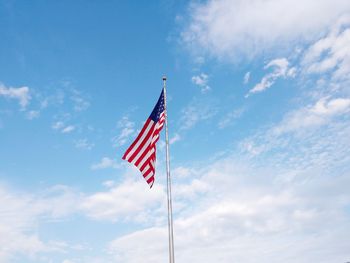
[149,124,163,145]
[122,118,152,160]
[140,150,156,172]
[150,134,160,147]
[134,120,163,166]
[134,136,155,167]
[142,166,152,177]
[148,179,154,188]
[147,175,154,185]
[127,122,156,163]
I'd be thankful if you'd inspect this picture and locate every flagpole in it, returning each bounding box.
[163,76,175,263]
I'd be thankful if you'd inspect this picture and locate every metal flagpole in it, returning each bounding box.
[163,76,175,263]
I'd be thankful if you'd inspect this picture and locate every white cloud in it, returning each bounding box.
[81,180,166,222]
[112,116,135,147]
[58,81,90,112]
[35,89,65,111]
[70,89,90,112]
[0,84,31,109]
[61,125,75,134]
[239,95,350,173]
[192,73,208,86]
[108,155,350,263]
[248,58,296,96]
[173,178,209,199]
[26,110,40,120]
[182,0,350,61]
[302,15,350,83]
[108,227,168,263]
[74,139,95,150]
[52,121,76,134]
[180,98,218,130]
[218,107,244,128]
[0,184,81,261]
[91,157,120,170]
[102,180,116,188]
[273,97,350,135]
[2,97,350,261]
[52,121,65,130]
[172,166,193,179]
[311,97,350,115]
[191,73,211,93]
[240,139,267,157]
[169,133,181,144]
[0,180,167,261]
[243,71,250,84]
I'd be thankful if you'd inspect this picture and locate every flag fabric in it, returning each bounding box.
[122,89,165,188]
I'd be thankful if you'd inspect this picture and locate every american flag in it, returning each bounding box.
[122,89,165,188]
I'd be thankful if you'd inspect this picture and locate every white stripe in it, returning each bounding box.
[156,117,165,126]
[155,123,164,130]
[144,171,154,181]
[140,164,150,173]
[125,120,154,161]
[137,147,155,169]
[150,122,164,145]
[131,130,155,165]
[151,134,159,145]
[153,125,163,135]
[150,158,155,169]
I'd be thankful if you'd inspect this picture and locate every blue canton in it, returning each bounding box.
[149,89,165,122]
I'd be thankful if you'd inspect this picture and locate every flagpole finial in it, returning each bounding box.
[163,76,167,81]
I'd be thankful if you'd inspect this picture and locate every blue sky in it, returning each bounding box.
[1,0,350,262]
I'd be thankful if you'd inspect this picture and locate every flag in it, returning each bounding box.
[122,89,165,188]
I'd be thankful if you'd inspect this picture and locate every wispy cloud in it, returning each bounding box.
[239,93,350,173]
[172,166,193,179]
[102,180,116,188]
[91,157,120,170]
[70,88,90,112]
[0,83,31,109]
[0,184,81,261]
[52,121,65,130]
[243,72,250,84]
[112,116,135,147]
[191,73,211,93]
[180,98,218,130]
[218,107,244,129]
[61,125,75,134]
[182,0,350,61]
[108,152,350,263]
[302,15,350,84]
[169,133,181,144]
[52,121,76,134]
[74,139,95,150]
[81,180,166,222]
[26,110,40,120]
[247,58,296,96]
[273,97,350,135]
